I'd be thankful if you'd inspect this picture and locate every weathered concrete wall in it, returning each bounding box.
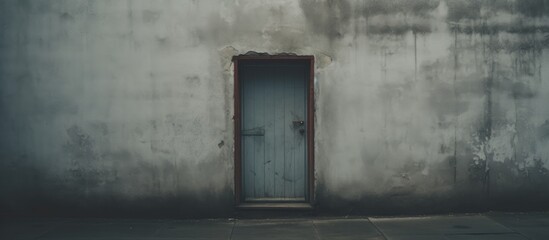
[0,0,548,217]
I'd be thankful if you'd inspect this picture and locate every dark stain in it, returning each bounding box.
[490,78,537,100]
[474,35,543,60]
[218,140,224,148]
[508,37,545,53]
[300,0,440,36]
[446,155,457,184]
[1,183,235,218]
[61,125,121,189]
[314,184,488,216]
[299,0,351,41]
[186,75,201,88]
[63,125,96,160]
[59,12,74,21]
[440,144,451,154]
[483,54,495,144]
[356,0,439,35]
[447,0,481,22]
[367,22,432,35]
[487,158,549,204]
[456,24,549,35]
[531,158,549,176]
[489,160,523,191]
[150,143,172,155]
[448,0,549,33]
[529,158,549,179]
[516,0,549,17]
[155,36,169,47]
[359,0,439,17]
[67,168,118,188]
[468,159,487,183]
[511,82,536,99]
[0,155,49,215]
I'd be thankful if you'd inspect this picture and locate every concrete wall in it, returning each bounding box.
[1,0,548,217]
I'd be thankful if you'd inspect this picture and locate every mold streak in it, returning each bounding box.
[453,27,458,185]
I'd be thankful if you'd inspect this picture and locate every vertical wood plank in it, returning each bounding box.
[263,67,275,197]
[253,67,266,198]
[273,67,286,198]
[293,67,307,198]
[284,66,295,198]
[242,69,255,200]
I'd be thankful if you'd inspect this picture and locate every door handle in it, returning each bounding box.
[293,120,306,135]
[292,120,305,126]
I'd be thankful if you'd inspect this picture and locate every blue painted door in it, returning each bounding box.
[241,61,307,202]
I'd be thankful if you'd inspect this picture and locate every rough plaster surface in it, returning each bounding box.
[0,0,548,217]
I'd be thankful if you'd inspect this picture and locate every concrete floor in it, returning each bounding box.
[1,212,548,240]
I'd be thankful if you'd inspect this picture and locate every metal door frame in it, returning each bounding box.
[232,55,315,206]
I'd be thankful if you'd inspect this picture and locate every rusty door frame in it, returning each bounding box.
[232,55,315,206]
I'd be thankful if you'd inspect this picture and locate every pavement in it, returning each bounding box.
[1,212,549,240]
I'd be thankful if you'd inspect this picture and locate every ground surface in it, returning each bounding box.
[1,212,548,239]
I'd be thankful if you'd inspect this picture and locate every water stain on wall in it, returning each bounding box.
[299,0,351,40]
[447,0,481,22]
[448,0,549,33]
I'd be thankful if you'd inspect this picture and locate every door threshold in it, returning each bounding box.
[237,202,313,210]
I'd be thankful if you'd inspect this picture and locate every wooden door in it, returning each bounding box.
[240,61,308,202]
